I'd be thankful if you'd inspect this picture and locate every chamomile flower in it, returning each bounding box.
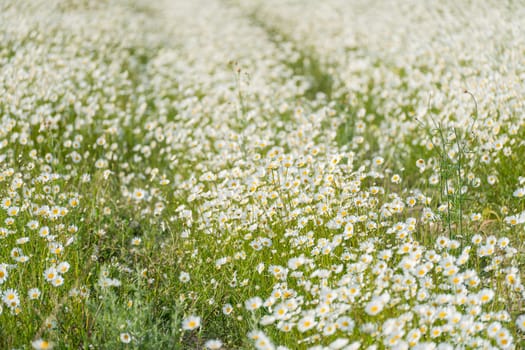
[478,289,494,304]
[28,288,41,300]
[3,289,20,309]
[132,188,147,201]
[57,261,70,274]
[513,187,525,198]
[205,339,223,349]
[179,271,190,283]
[222,303,233,315]
[0,264,8,284]
[516,314,525,332]
[120,332,132,344]
[31,339,54,350]
[51,275,64,287]
[365,296,386,316]
[44,267,58,282]
[245,296,263,311]
[297,315,316,332]
[182,315,201,331]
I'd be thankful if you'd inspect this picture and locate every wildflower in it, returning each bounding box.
[436,236,449,249]
[0,264,8,284]
[365,298,384,316]
[1,198,11,209]
[31,339,54,350]
[336,316,355,332]
[430,326,442,338]
[51,276,64,287]
[205,339,223,349]
[27,220,39,230]
[471,234,483,245]
[391,174,401,184]
[487,322,502,338]
[504,212,525,225]
[373,157,384,166]
[10,247,23,261]
[516,315,525,332]
[478,289,494,304]
[16,237,30,245]
[273,303,288,319]
[495,328,513,348]
[406,328,421,346]
[254,335,274,350]
[297,315,316,332]
[182,315,201,331]
[498,237,510,248]
[222,303,233,315]
[69,197,80,207]
[470,213,481,221]
[132,188,147,201]
[329,338,348,349]
[317,322,333,336]
[513,187,525,198]
[120,332,132,344]
[57,261,70,274]
[98,277,121,288]
[7,206,19,216]
[28,288,41,300]
[3,289,20,309]
[260,315,276,326]
[39,226,51,238]
[245,296,263,311]
[487,175,498,185]
[179,272,190,283]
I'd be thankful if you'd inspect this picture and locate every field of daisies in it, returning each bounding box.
[1,0,525,349]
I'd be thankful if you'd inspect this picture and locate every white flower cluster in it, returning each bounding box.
[1,0,525,349]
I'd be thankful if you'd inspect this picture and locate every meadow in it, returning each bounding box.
[1,0,525,349]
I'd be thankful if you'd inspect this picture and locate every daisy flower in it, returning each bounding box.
[31,339,54,350]
[182,315,201,331]
[120,332,132,344]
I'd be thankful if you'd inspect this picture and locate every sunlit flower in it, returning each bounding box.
[297,315,316,332]
[245,296,263,311]
[31,339,54,350]
[120,332,132,344]
[182,315,201,331]
[205,339,223,349]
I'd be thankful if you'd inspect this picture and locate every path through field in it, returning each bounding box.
[1,0,525,349]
